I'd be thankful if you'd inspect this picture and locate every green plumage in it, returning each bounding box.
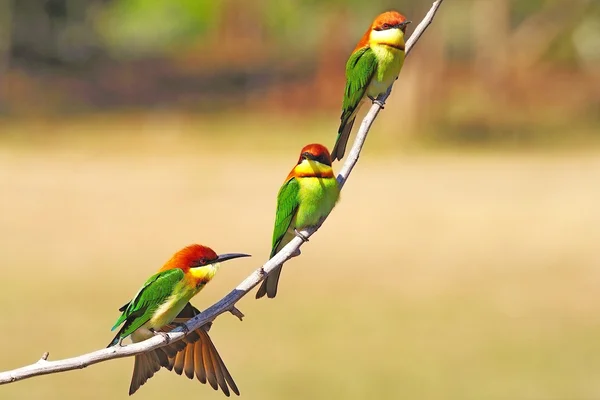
[332,36,406,162]
[332,47,377,162]
[342,47,378,125]
[257,171,339,299]
[270,178,301,258]
[108,269,184,347]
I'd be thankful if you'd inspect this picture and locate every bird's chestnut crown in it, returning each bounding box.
[160,244,219,272]
[372,11,411,33]
[297,143,333,167]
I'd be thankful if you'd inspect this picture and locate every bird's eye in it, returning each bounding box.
[197,258,207,266]
[382,23,391,29]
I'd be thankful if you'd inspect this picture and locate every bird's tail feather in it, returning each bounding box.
[129,352,162,395]
[255,265,282,299]
[332,112,357,162]
[107,324,127,348]
[159,304,240,396]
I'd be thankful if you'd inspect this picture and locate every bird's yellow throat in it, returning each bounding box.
[187,263,220,288]
[293,159,335,178]
[369,28,405,50]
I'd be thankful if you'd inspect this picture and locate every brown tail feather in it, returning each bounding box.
[183,342,195,379]
[205,328,240,396]
[201,329,232,396]
[172,349,185,375]
[154,348,169,367]
[194,339,208,384]
[201,336,219,391]
[128,352,161,396]
[154,303,240,396]
[123,303,238,396]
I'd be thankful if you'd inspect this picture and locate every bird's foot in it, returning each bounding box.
[118,338,125,347]
[368,95,385,108]
[151,329,171,344]
[294,229,309,243]
[372,98,386,109]
[172,322,190,335]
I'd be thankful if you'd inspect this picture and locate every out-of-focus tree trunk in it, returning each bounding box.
[381,8,446,143]
[0,0,12,112]
[0,0,11,69]
[313,9,351,112]
[472,0,510,96]
[12,0,53,60]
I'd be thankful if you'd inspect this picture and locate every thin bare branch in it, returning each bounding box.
[0,0,444,386]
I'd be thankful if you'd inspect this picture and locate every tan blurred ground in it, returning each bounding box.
[0,119,599,399]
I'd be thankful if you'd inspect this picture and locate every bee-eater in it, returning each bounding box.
[107,244,250,395]
[256,144,340,299]
[331,11,411,161]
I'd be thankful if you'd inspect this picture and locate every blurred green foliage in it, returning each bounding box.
[98,0,221,56]
[1,0,599,148]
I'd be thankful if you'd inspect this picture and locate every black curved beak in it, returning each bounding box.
[216,253,251,263]
[397,21,412,29]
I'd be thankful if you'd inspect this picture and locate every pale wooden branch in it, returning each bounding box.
[0,0,445,386]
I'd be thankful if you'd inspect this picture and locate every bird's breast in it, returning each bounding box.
[368,44,405,97]
[295,176,340,228]
[147,294,189,330]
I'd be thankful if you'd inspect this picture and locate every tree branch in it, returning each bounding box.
[0,0,445,386]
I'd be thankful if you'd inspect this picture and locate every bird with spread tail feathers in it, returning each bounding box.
[332,10,411,161]
[108,244,250,396]
[256,144,340,299]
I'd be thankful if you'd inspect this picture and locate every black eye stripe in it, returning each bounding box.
[193,258,207,267]
[375,22,406,31]
[311,154,331,166]
[301,153,332,167]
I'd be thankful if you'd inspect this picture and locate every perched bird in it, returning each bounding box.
[332,11,411,161]
[256,144,340,299]
[108,244,250,395]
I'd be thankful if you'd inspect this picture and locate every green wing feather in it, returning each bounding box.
[270,177,300,257]
[332,46,378,161]
[110,269,185,342]
[342,46,377,117]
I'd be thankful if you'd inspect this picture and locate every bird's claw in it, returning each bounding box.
[151,329,171,344]
[172,322,190,335]
[373,99,385,108]
[294,229,309,243]
[368,95,385,108]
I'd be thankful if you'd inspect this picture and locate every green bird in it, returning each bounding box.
[107,244,250,395]
[332,10,411,161]
[256,143,340,299]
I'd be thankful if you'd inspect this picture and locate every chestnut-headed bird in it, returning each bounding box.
[256,144,340,299]
[108,244,250,395]
[332,11,411,161]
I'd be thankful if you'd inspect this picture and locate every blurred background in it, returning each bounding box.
[1,0,599,399]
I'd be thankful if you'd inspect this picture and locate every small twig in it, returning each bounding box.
[0,0,444,386]
[229,306,245,321]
